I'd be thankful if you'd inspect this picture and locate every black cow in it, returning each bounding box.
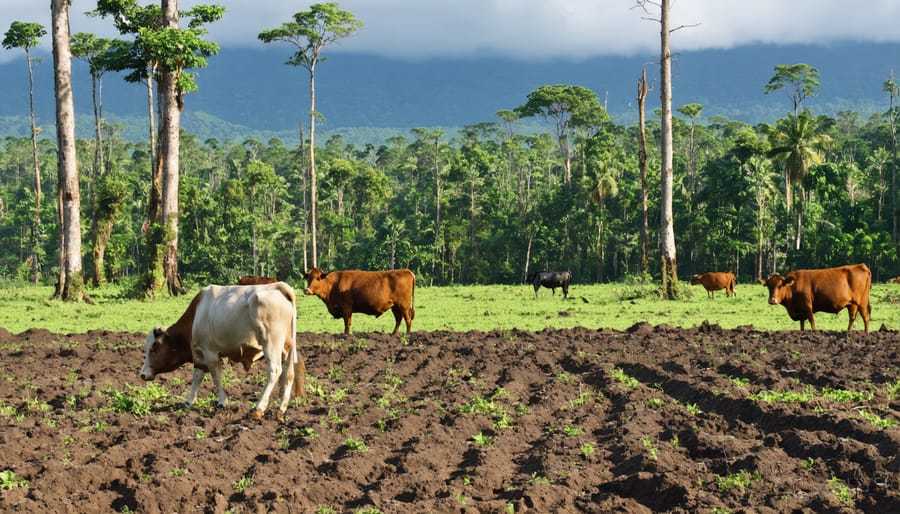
[527,271,571,299]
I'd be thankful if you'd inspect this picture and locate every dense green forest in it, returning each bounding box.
[1,65,899,289]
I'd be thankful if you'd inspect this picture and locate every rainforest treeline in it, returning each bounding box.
[1,82,898,288]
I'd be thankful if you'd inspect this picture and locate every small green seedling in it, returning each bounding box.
[345,437,368,453]
[233,475,254,492]
[829,476,855,506]
[472,431,493,447]
[0,469,28,490]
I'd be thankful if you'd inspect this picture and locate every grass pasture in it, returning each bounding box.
[0,279,897,334]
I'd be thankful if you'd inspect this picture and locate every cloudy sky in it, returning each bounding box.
[2,0,900,63]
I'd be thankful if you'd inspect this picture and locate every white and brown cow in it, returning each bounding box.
[140,282,306,419]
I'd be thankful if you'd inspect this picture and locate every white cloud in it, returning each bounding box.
[2,0,900,63]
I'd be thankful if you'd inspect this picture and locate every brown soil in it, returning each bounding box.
[1,324,898,513]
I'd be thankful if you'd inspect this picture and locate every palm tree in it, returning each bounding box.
[677,102,703,199]
[867,147,891,221]
[764,111,832,251]
[589,160,619,282]
[743,155,779,276]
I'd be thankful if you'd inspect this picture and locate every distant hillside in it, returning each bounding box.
[0,42,897,145]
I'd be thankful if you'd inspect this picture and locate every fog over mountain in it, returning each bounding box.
[0,42,897,145]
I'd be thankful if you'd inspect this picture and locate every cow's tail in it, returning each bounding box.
[410,271,416,321]
[290,288,307,399]
[276,282,305,399]
[863,264,873,321]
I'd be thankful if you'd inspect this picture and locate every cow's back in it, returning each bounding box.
[238,275,277,285]
[702,272,729,289]
[193,283,296,352]
[792,264,871,309]
[333,270,414,315]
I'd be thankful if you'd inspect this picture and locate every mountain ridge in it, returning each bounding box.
[0,41,896,145]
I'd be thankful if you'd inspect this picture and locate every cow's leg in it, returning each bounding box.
[562,284,568,299]
[391,306,403,335]
[533,284,539,299]
[275,349,295,418]
[251,352,282,420]
[343,314,352,334]
[184,367,207,408]
[208,360,228,408]
[846,304,858,331]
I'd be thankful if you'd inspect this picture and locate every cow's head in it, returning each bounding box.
[302,268,328,297]
[690,274,701,285]
[758,273,795,305]
[140,326,186,380]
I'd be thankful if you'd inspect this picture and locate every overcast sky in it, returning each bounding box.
[3,0,900,64]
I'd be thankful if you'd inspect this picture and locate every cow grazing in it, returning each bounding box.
[527,271,571,299]
[691,271,736,298]
[303,268,416,335]
[140,282,306,419]
[758,263,872,332]
[238,275,277,285]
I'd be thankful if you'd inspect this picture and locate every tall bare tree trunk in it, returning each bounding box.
[887,72,898,243]
[297,124,309,272]
[89,56,107,286]
[142,67,163,294]
[26,46,42,285]
[431,131,443,280]
[159,0,184,296]
[637,68,650,276]
[659,0,679,299]
[51,0,90,302]
[309,66,318,268]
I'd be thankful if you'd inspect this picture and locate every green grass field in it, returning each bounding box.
[0,280,897,335]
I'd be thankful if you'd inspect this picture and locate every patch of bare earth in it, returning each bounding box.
[1,324,898,513]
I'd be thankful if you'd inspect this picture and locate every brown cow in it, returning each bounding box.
[140,282,306,419]
[758,263,871,332]
[691,271,736,298]
[303,268,415,335]
[238,275,277,285]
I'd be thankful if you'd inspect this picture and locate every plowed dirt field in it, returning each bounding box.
[1,324,898,513]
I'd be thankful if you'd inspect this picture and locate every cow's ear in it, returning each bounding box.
[757,278,766,285]
[782,276,795,286]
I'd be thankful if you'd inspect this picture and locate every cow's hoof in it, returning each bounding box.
[249,408,264,420]
[276,410,286,422]
[179,402,191,410]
